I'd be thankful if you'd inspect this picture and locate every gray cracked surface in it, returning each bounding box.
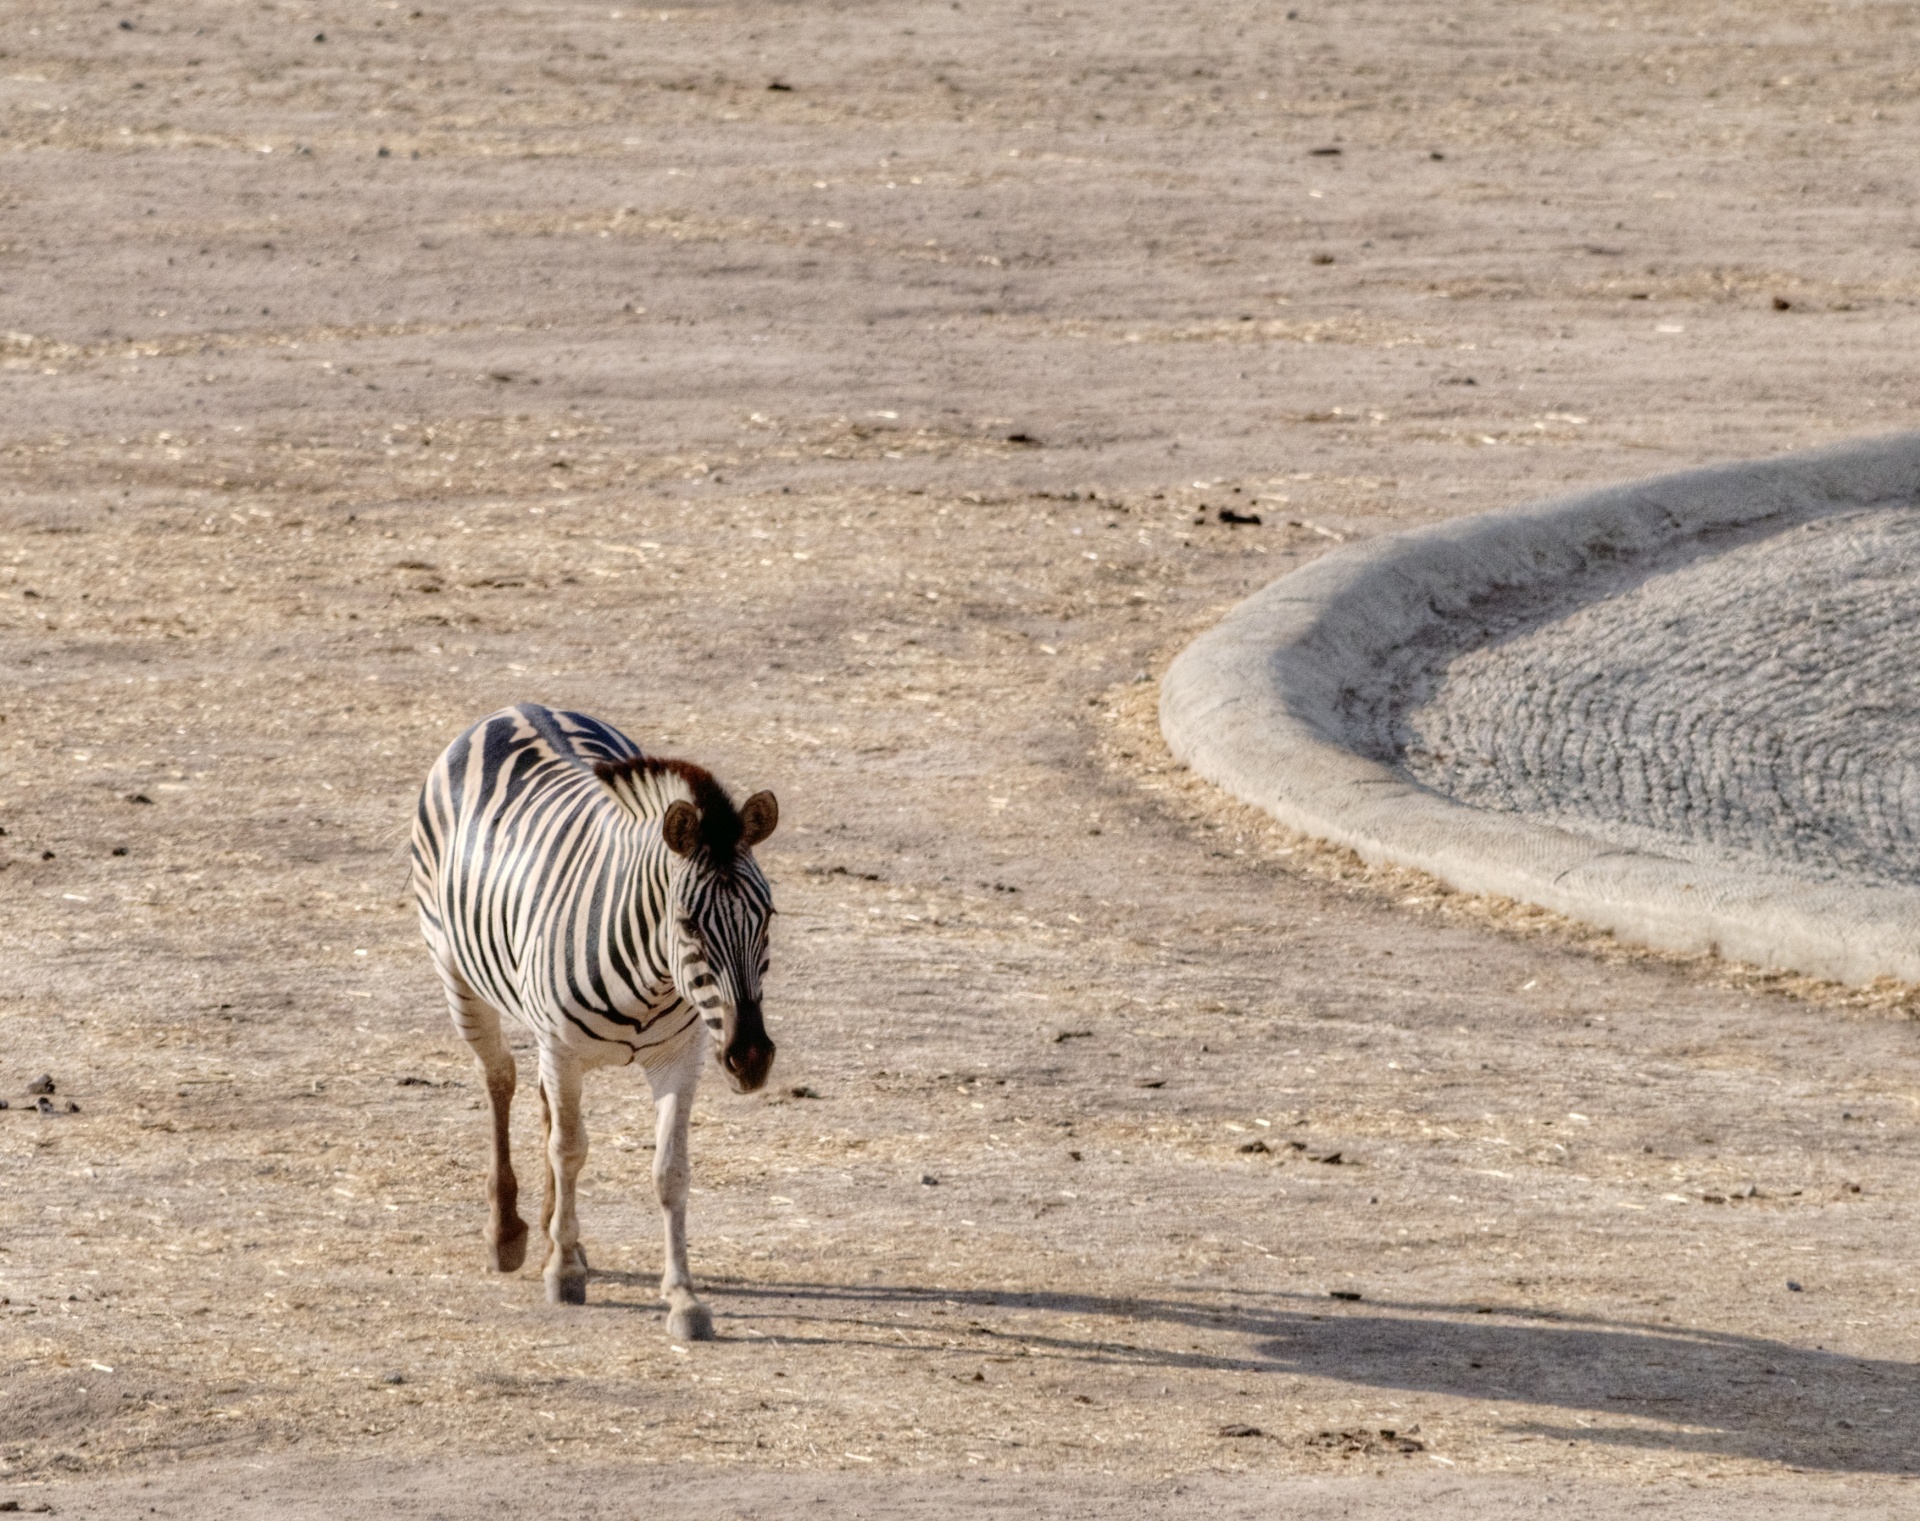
[1161,434,1920,985]
[1386,506,1920,892]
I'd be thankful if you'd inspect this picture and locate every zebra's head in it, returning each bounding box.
[662,787,779,1093]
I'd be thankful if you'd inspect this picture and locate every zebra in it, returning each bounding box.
[411,702,778,1339]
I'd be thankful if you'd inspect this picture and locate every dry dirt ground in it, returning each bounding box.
[5,0,1920,1514]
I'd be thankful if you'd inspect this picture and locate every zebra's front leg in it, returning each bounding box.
[538,1049,591,1305]
[651,1035,714,1341]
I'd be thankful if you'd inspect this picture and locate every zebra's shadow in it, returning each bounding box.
[622,1277,1920,1476]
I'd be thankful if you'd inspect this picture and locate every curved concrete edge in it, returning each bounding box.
[1161,432,1920,986]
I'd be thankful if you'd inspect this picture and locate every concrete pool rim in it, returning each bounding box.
[1159,432,1920,985]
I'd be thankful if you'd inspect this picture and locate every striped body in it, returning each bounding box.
[411,703,779,1327]
[412,703,773,1072]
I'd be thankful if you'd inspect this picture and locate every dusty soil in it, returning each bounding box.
[5,0,1920,1513]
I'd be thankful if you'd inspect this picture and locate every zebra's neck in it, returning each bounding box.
[596,762,697,824]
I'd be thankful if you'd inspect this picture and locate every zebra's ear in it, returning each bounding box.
[662,799,702,857]
[739,790,779,848]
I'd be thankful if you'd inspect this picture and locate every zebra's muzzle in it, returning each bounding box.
[719,1001,774,1093]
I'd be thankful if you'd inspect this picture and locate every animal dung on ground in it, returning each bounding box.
[1310,1427,1424,1455]
[1217,507,1261,526]
[1328,1289,1362,1301]
[1773,296,1792,310]
[1310,253,1335,265]
[1308,146,1342,156]
[1052,1029,1093,1043]
[1005,432,1040,446]
[26,1074,55,1096]
[920,1173,940,1186]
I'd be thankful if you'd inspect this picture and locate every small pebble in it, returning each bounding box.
[27,1075,55,1096]
[920,1173,939,1186]
[1788,1280,1803,1292]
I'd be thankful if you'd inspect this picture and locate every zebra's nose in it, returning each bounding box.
[722,1033,774,1093]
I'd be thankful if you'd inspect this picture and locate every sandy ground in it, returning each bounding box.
[6,0,1920,1513]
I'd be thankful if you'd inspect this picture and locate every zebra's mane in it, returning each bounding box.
[591,754,745,859]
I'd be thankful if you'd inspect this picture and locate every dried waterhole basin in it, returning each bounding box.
[1161,433,1920,985]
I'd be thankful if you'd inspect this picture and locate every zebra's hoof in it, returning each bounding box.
[547,1272,588,1306]
[667,1302,715,1342]
[489,1222,529,1274]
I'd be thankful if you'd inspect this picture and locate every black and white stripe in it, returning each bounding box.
[413,703,772,1066]
[410,702,778,1332]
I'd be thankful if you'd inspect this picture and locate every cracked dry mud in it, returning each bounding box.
[1394,507,1920,891]
[5,1,1920,1517]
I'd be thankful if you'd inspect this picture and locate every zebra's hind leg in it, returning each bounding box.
[447,982,529,1274]
[537,1048,591,1305]
[650,1032,714,1341]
